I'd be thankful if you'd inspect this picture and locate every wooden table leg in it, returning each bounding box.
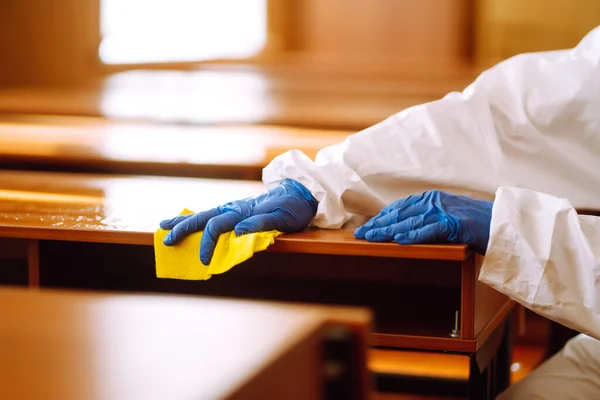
[27,240,40,289]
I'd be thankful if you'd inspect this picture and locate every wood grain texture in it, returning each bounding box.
[0,115,350,180]
[0,287,371,400]
[0,170,470,260]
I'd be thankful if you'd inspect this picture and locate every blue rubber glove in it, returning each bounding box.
[354,190,493,254]
[160,179,318,264]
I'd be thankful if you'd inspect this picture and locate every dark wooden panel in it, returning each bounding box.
[39,240,463,349]
[0,238,28,286]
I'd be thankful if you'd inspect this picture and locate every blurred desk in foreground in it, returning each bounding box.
[0,115,350,180]
[0,67,477,130]
[0,287,370,400]
[0,170,513,399]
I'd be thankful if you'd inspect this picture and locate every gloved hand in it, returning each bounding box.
[354,190,493,254]
[160,179,318,264]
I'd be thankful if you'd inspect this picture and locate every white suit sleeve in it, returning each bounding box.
[480,187,600,340]
[263,27,600,229]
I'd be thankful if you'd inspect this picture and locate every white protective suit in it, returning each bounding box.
[263,26,600,398]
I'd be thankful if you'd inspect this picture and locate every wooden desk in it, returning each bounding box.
[0,115,350,180]
[0,170,513,399]
[0,287,370,400]
[0,67,477,130]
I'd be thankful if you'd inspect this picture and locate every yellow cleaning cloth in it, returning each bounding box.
[154,209,282,280]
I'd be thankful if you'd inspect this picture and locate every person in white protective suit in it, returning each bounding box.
[160,26,600,398]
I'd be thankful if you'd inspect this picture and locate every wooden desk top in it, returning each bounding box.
[0,67,476,130]
[0,287,370,400]
[0,170,470,260]
[0,115,350,179]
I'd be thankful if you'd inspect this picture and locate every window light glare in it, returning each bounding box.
[100,0,266,64]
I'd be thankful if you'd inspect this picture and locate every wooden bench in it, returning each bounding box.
[0,287,371,400]
[0,115,350,180]
[0,170,514,399]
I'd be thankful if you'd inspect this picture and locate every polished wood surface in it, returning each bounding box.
[0,67,476,130]
[0,170,470,260]
[0,168,514,361]
[0,115,350,179]
[369,344,545,387]
[0,170,515,357]
[370,349,469,380]
[0,287,370,400]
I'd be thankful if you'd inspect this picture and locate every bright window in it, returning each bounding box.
[100,0,267,65]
